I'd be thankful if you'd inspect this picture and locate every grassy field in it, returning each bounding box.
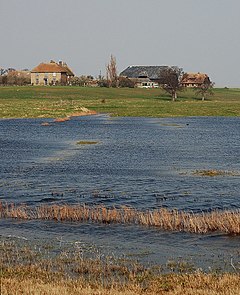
[0,86,240,118]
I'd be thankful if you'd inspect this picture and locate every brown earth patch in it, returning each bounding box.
[69,109,97,117]
[54,117,70,123]
[53,107,97,123]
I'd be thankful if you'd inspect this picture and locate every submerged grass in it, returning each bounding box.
[1,202,240,234]
[1,240,240,295]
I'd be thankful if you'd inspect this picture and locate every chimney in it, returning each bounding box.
[59,61,62,67]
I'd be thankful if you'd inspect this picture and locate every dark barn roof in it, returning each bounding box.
[120,66,169,80]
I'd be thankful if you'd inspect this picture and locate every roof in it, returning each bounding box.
[31,61,74,76]
[120,66,169,79]
[63,65,74,76]
[181,73,210,84]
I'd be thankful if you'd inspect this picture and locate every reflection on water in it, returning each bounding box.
[0,115,239,269]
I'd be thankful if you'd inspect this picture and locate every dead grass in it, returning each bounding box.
[2,274,240,295]
[1,241,239,295]
[1,202,240,234]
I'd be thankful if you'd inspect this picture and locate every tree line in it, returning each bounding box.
[0,69,31,86]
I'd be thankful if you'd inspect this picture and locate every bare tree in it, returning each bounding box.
[0,75,7,85]
[106,55,118,87]
[194,81,215,101]
[158,66,184,101]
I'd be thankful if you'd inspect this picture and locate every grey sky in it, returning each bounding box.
[1,0,240,87]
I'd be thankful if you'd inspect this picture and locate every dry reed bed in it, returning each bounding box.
[1,240,240,295]
[0,202,240,234]
[2,273,240,295]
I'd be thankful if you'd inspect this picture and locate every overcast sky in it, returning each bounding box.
[1,0,240,87]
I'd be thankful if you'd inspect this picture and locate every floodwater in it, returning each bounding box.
[0,115,240,271]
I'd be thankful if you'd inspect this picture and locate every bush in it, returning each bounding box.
[118,76,135,88]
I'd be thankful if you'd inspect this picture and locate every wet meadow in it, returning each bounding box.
[0,86,240,294]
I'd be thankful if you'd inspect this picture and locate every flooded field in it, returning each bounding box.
[0,115,239,271]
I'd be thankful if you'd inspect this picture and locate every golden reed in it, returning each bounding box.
[0,202,239,234]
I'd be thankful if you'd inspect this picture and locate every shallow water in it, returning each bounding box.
[0,115,240,270]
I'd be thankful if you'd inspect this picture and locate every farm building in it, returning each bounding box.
[31,60,74,86]
[181,72,211,87]
[120,66,168,88]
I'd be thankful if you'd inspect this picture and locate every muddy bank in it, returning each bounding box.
[41,107,97,125]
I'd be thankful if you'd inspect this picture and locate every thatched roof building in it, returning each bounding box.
[181,72,211,87]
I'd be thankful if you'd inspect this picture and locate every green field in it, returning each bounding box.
[0,86,240,118]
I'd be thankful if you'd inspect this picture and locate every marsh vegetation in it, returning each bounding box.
[76,141,99,145]
[1,202,240,235]
[193,169,240,177]
[1,240,239,295]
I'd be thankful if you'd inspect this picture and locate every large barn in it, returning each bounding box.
[120,65,169,88]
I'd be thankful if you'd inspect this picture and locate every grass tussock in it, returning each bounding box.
[76,140,99,145]
[1,241,240,295]
[193,169,240,177]
[1,202,240,234]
